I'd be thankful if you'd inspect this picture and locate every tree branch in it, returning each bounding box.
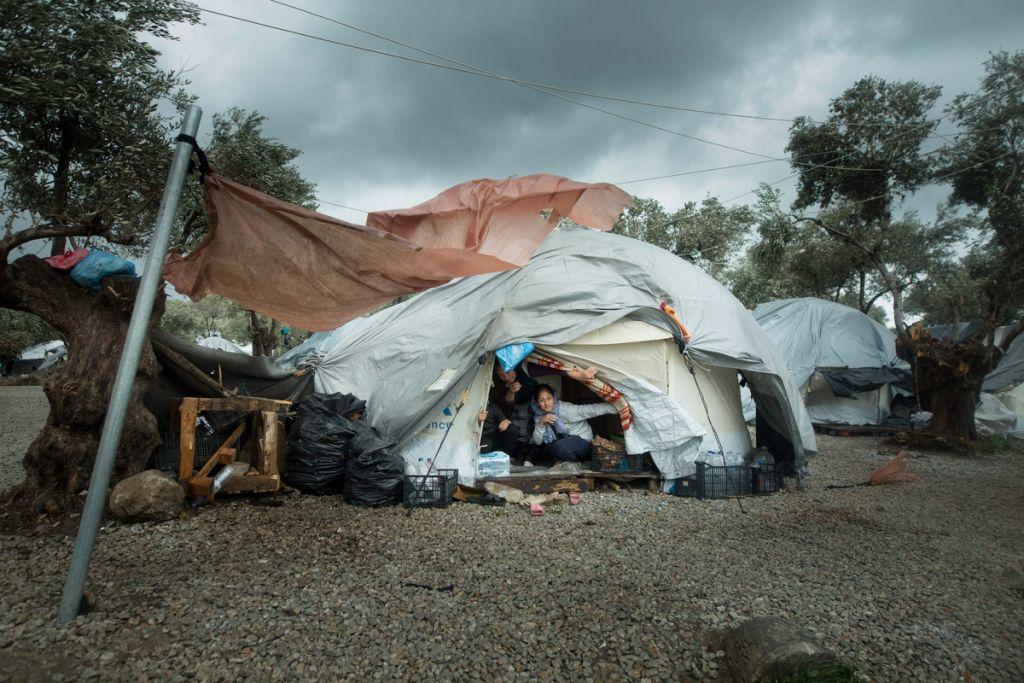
[0,216,107,268]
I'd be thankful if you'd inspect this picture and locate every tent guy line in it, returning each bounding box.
[197,6,895,172]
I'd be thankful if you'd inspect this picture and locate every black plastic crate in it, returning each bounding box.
[672,475,698,498]
[591,446,651,473]
[694,461,751,500]
[751,463,784,495]
[149,431,231,476]
[403,469,458,508]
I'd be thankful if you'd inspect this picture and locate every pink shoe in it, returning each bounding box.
[569,492,581,505]
[530,503,544,516]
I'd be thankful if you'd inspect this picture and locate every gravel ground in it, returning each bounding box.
[1,386,1022,681]
[0,386,48,493]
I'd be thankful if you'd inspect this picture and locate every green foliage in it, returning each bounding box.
[0,309,57,357]
[612,195,755,278]
[937,51,1024,328]
[160,295,251,343]
[764,660,859,683]
[0,0,199,250]
[781,76,961,331]
[788,76,941,219]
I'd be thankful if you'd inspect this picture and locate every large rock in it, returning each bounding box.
[108,470,184,522]
[710,617,851,683]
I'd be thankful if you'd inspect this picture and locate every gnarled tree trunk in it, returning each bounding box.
[3,256,164,513]
[897,325,991,440]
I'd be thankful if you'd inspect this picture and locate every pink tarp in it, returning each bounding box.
[367,173,633,267]
[163,173,632,332]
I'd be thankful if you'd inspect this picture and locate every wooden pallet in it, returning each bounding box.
[178,396,291,500]
[476,469,660,494]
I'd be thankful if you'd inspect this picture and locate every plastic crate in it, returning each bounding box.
[672,475,698,498]
[403,469,458,508]
[149,431,231,476]
[693,461,751,500]
[591,445,651,473]
[751,463,784,495]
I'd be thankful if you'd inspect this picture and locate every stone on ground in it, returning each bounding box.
[108,470,183,522]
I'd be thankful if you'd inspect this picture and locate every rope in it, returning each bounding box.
[684,350,745,514]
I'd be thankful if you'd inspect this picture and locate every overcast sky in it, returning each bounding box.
[150,0,1023,224]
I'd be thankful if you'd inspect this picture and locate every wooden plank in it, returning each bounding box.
[477,475,593,494]
[188,476,214,499]
[194,422,245,480]
[178,398,199,482]
[253,410,280,476]
[193,397,291,413]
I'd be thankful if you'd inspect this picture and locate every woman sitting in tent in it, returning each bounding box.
[530,383,617,461]
[495,362,600,456]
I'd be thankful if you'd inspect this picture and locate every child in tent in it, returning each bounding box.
[530,383,617,461]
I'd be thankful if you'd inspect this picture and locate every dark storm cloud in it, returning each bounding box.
[156,0,1024,217]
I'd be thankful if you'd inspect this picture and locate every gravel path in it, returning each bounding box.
[0,386,47,494]
[0,390,1021,681]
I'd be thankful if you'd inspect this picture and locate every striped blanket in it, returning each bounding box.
[526,351,633,432]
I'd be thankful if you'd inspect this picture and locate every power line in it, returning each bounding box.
[721,132,949,204]
[615,160,780,185]
[200,6,778,161]
[264,0,947,133]
[317,198,369,213]
[200,5,885,171]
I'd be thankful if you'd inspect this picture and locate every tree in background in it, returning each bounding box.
[161,296,252,343]
[612,196,754,278]
[176,108,317,355]
[936,51,1024,339]
[0,0,199,511]
[783,67,1022,438]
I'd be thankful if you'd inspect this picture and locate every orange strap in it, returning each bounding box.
[659,301,692,344]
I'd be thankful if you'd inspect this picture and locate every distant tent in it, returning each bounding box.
[9,339,67,375]
[752,298,909,426]
[196,334,248,355]
[292,228,815,487]
[277,317,371,369]
[979,332,1024,438]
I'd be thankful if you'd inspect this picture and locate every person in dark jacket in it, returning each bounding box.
[477,402,518,454]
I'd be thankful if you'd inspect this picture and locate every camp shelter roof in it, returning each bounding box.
[196,334,247,355]
[752,298,906,391]
[303,227,816,464]
[984,332,1024,392]
[17,339,66,361]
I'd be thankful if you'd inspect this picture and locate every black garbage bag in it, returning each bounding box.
[342,423,404,507]
[285,393,363,493]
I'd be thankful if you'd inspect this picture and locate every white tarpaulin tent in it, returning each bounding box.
[752,298,909,426]
[282,228,815,486]
[196,334,248,355]
[979,332,1024,438]
[10,339,67,375]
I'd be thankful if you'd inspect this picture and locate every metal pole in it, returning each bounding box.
[58,105,202,625]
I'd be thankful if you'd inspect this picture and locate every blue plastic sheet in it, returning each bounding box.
[69,250,137,289]
[495,342,534,372]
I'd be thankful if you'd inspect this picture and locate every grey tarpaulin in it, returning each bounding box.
[753,298,908,390]
[752,298,909,426]
[288,228,816,476]
[983,332,1024,392]
[146,329,313,431]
